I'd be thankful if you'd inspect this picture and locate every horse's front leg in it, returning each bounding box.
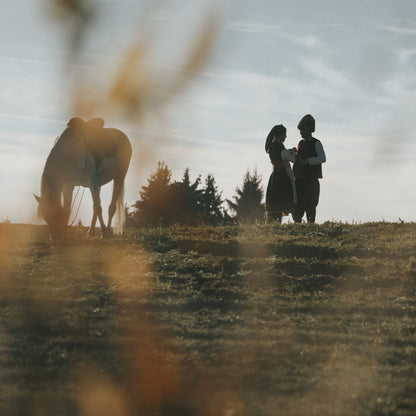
[62,184,74,226]
[90,185,108,238]
[88,186,100,236]
[88,212,98,236]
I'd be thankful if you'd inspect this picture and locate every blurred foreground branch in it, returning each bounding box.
[47,0,222,121]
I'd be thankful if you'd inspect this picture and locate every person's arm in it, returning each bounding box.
[307,140,326,165]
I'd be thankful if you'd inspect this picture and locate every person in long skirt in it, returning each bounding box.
[265,124,296,223]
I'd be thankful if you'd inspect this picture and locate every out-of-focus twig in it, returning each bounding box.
[47,0,222,122]
[47,0,95,59]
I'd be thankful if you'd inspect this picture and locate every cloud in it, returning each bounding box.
[396,47,416,65]
[226,19,323,49]
[226,20,276,34]
[291,34,321,48]
[297,57,346,88]
[382,25,416,37]
[0,112,63,125]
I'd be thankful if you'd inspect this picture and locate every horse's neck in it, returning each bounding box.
[43,128,92,190]
[41,167,62,204]
[41,131,73,202]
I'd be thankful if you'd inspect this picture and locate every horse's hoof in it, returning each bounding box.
[101,228,111,239]
[102,231,114,240]
[88,229,96,237]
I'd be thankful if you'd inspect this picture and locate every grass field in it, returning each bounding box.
[0,222,415,415]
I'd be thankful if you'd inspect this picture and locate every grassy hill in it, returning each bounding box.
[0,222,415,415]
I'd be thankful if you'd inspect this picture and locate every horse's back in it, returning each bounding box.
[45,124,132,187]
[101,128,132,160]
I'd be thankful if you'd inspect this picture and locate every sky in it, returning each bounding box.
[1,0,416,225]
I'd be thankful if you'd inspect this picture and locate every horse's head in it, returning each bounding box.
[34,194,67,242]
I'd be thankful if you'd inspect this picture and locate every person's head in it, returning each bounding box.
[274,124,287,142]
[297,114,315,139]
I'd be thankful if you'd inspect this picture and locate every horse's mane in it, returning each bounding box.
[41,127,82,201]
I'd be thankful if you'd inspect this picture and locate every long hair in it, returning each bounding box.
[265,124,286,153]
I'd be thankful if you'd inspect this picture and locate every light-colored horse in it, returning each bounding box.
[34,118,132,242]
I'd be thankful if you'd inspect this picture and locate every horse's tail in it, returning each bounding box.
[114,181,126,235]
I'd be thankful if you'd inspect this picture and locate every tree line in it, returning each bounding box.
[128,162,264,226]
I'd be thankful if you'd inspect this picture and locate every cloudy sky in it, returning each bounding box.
[1,0,415,224]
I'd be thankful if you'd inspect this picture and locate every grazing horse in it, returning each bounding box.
[34,118,132,242]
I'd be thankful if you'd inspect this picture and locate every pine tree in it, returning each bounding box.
[170,168,202,225]
[200,174,223,224]
[227,169,264,223]
[132,161,172,225]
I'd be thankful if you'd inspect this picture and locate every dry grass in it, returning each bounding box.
[0,222,416,415]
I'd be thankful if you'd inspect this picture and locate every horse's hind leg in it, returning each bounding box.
[107,177,124,233]
[88,187,100,236]
[90,185,108,238]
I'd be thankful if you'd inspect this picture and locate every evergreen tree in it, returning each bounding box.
[132,161,172,225]
[170,168,202,225]
[200,174,223,224]
[227,169,264,223]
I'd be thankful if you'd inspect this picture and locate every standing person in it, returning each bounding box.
[292,114,326,223]
[265,124,296,223]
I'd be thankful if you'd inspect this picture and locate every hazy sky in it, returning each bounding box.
[1,0,415,224]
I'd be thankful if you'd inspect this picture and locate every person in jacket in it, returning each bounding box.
[292,114,326,223]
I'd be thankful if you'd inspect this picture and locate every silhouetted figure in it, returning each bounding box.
[36,117,132,241]
[265,124,297,223]
[292,114,326,223]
